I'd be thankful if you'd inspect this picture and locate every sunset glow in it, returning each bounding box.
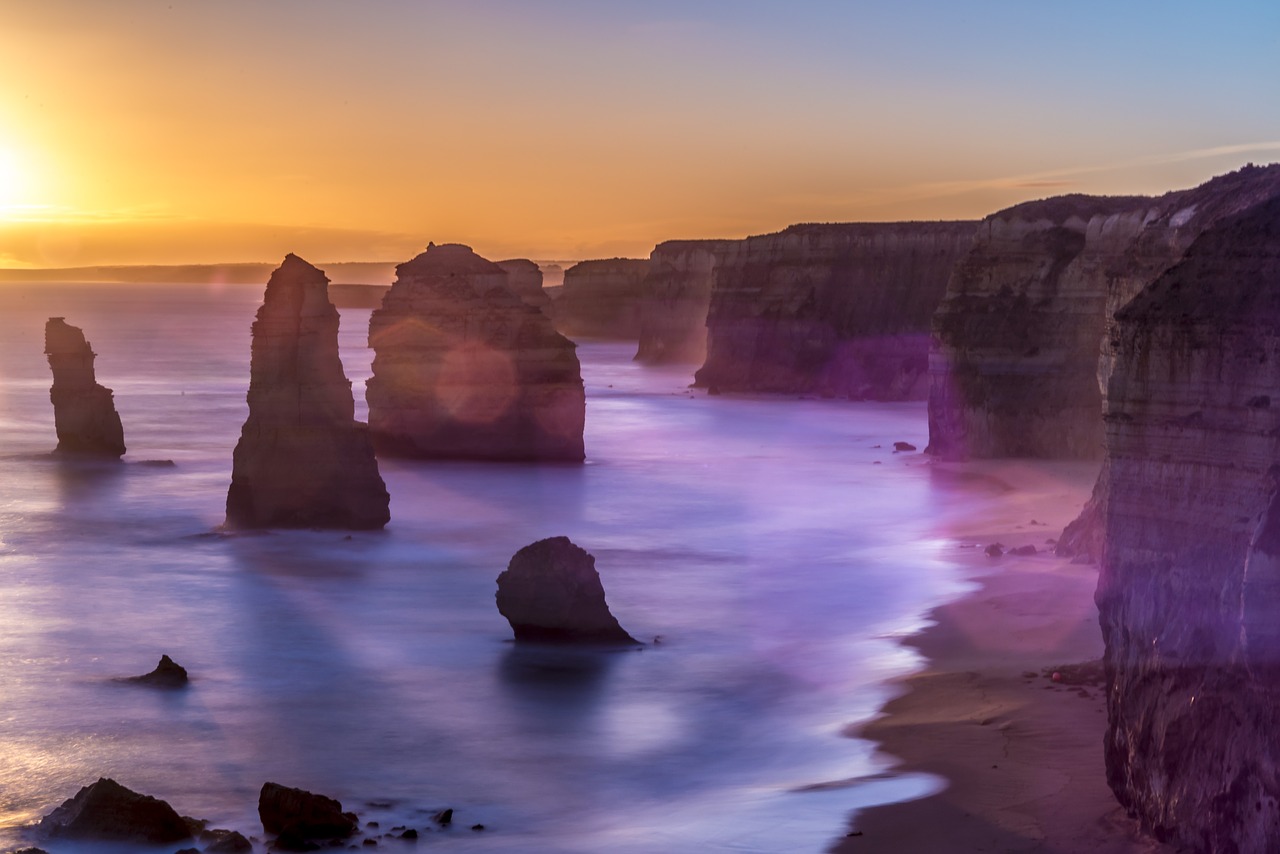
[1,0,1278,265]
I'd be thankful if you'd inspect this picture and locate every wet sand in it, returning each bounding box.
[834,460,1169,854]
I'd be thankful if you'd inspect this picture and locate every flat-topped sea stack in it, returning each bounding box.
[44,318,126,457]
[693,222,977,399]
[634,239,737,365]
[367,243,585,461]
[928,163,1280,460]
[550,258,650,339]
[1094,194,1280,849]
[496,258,551,314]
[225,254,390,530]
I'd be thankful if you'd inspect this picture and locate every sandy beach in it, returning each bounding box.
[835,459,1170,854]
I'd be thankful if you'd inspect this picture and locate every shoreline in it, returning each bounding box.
[834,460,1167,854]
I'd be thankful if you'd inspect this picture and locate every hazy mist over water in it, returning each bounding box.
[0,284,985,852]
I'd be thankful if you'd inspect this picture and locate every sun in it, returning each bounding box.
[0,144,31,215]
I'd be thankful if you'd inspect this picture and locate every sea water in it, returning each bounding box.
[0,283,979,853]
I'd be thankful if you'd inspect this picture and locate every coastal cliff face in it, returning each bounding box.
[634,239,736,365]
[226,254,390,530]
[929,164,1280,461]
[1096,195,1280,850]
[693,222,977,399]
[367,243,585,461]
[496,259,551,314]
[550,258,650,339]
[44,318,126,457]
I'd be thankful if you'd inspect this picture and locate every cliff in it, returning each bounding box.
[225,254,390,530]
[929,164,1280,461]
[692,222,978,399]
[44,318,126,456]
[634,239,736,365]
[496,258,551,314]
[1093,194,1280,850]
[367,243,585,461]
[550,258,650,339]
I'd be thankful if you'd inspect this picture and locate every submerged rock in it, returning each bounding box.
[38,778,192,844]
[496,537,638,644]
[1096,193,1280,849]
[367,243,585,461]
[123,654,188,688]
[202,828,253,852]
[226,254,390,530]
[44,318,126,457]
[258,782,357,846]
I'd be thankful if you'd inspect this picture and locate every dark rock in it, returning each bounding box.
[226,254,390,530]
[984,543,1004,557]
[124,654,188,688]
[1010,545,1037,556]
[38,777,192,844]
[44,318,126,457]
[470,824,485,832]
[399,828,418,839]
[11,848,51,854]
[203,827,254,852]
[175,849,200,854]
[431,809,452,826]
[496,537,638,644]
[258,782,357,844]
[367,243,585,462]
[1095,192,1280,849]
[892,441,916,452]
[693,222,977,400]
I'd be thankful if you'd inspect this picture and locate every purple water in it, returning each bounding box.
[0,283,975,853]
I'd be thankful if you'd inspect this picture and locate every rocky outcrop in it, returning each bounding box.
[1094,194,1280,849]
[693,222,977,398]
[367,243,585,461]
[44,318,126,456]
[258,782,357,847]
[497,258,551,314]
[123,654,188,688]
[225,254,390,530]
[496,536,638,644]
[634,239,736,364]
[550,258,650,339]
[39,778,193,844]
[929,164,1280,461]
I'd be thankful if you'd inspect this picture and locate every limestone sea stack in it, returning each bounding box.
[225,254,390,530]
[44,318,126,457]
[928,163,1280,461]
[634,239,736,365]
[549,258,651,339]
[367,243,585,461]
[496,258,551,314]
[1094,194,1280,849]
[693,222,977,399]
[496,537,638,644]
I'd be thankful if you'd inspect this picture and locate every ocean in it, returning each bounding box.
[0,282,976,853]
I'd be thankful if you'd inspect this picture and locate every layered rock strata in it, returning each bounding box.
[929,164,1280,461]
[44,318,126,456]
[496,258,551,314]
[549,258,650,339]
[367,243,585,461]
[225,254,390,530]
[1094,194,1280,849]
[634,239,736,364]
[496,536,638,644]
[693,222,977,399]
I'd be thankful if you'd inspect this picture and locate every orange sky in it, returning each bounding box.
[1,1,1278,267]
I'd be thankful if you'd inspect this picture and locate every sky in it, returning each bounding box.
[0,0,1278,266]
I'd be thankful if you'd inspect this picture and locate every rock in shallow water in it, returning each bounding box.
[38,777,193,844]
[258,781,357,845]
[496,537,638,644]
[44,318,126,457]
[123,654,188,688]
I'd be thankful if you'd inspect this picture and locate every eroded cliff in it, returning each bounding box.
[692,222,977,399]
[550,258,650,339]
[367,243,585,461]
[929,164,1280,461]
[496,259,551,314]
[44,318,126,457]
[1094,193,1280,850]
[226,254,389,529]
[634,239,736,365]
